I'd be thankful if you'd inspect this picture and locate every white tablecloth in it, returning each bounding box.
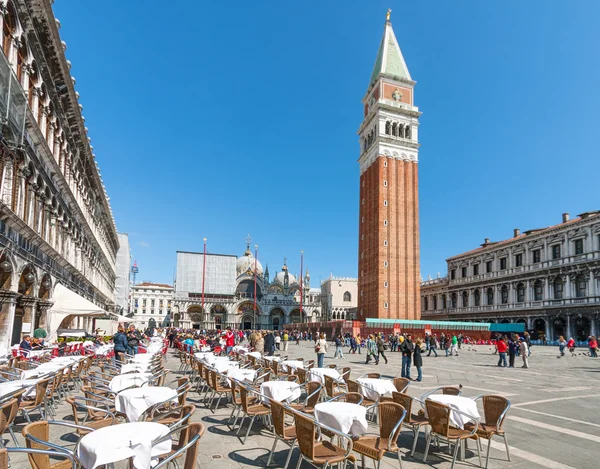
[260,381,302,403]
[94,345,113,356]
[247,351,262,359]
[427,395,480,429]
[130,354,156,363]
[232,345,249,353]
[116,386,177,422]
[144,343,163,355]
[356,378,397,401]
[280,360,304,372]
[195,352,215,364]
[308,368,343,385]
[52,356,86,364]
[77,421,171,469]
[0,379,39,398]
[263,356,282,362]
[227,368,257,384]
[109,373,153,393]
[213,358,240,373]
[121,363,152,374]
[27,350,51,358]
[314,402,368,436]
[20,363,64,379]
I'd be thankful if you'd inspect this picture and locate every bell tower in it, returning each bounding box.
[357,11,421,321]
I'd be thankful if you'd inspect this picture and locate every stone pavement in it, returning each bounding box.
[5,341,600,468]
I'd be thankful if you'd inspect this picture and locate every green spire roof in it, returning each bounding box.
[369,20,411,87]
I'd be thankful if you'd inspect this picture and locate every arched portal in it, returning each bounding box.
[211,304,227,330]
[575,316,591,341]
[270,307,284,331]
[187,305,204,327]
[553,317,566,339]
[289,309,301,324]
[240,314,254,330]
[533,318,546,340]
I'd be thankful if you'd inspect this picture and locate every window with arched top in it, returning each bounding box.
[501,285,509,304]
[534,280,543,301]
[575,274,587,298]
[405,125,411,139]
[474,289,480,306]
[486,288,494,305]
[3,6,16,58]
[385,121,391,135]
[450,293,457,308]
[517,282,525,303]
[553,276,564,299]
[423,297,428,311]
[17,39,27,83]
[392,122,397,136]
[343,291,351,302]
[461,291,468,307]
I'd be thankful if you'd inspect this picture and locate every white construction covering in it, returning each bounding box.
[114,233,131,314]
[47,284,107,341]
[175,251,236,297]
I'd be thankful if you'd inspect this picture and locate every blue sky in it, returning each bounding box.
[53,1,600,286]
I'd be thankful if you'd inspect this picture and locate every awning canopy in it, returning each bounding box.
[47,284,108,341]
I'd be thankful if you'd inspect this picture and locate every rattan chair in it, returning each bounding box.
[65,396,115,436]
[293,410,354,469]
[465,395,511,468]
[19,379,51,422]
[421,386,462,402]
[266,400,296,469]
[288,382,322,414]
[296,368,307,384]
[391,392,429,456]
[358,373,381,379]
[236,384,270,444]
[151,403,195,428]
[154,423,204,469]
[0,447,78,469]
[347,379,377,408]
[326,392,364,405]
[22,421,90,469]
[341,367,351,381]
[206,370,229,412]
[423,400,481,469]
[323,375,347,399]
[0,398,19,447]
[392,378,410,393]
[352,401,407,469]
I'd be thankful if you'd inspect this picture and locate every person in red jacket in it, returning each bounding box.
[496,336,508,367]
[588,336,598,357]
[225,327,235,355]
[567,337,576,356]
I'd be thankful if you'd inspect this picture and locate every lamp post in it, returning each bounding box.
[300,250,304,323]
[254,244,258,329]
[201,238,207,325]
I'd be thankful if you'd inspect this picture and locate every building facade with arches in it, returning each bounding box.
[320,276,358,321]
[421,211,600,341]
[173,245,321,330]
[0,1,119,350]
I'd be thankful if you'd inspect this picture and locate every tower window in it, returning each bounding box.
[383,180,387,187]
[361,217,364,223]
[384,240,388,246]
[362,181,365,187]
[361,234,364,240]
[362,199,364,205]
[383,160,387,167]
[384,200,388,206]
[384,220,388,226]
[385,121,391,135]
[384,282,388,288]
[384,302,388,308]
[384,261,388,267]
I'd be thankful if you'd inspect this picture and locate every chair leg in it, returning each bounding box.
[295,454,303,469]
[450,439,460,469]
[410,426,420,456]
[236,415,247,436]
[485,437,493,469]
[267,437,278,466]
[243,415,256,444]
[503,434,511,461]
[8,425,18,446]
[397,450,403,469]
[284,440,295,469]
[476,439,482,467]
[423,433,432,462]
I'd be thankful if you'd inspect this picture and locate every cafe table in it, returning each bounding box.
[427,394,480,429]
[0,379,39,398]
[109,372,153,393]
[77,421,171,469]
[260,381,302,403]
[280,360,304,372]
[314,402,368,436]
[227,368,257,384]
[116,386,177,422]
[307,367,343,385]
[355,378,397,401]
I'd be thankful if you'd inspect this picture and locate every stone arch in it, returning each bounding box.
[38,274,52,300]
[289,309,302,324]
[17,264,37,296]
[186,304,204,324]
[270,307,285,330]
[0,250,15,291]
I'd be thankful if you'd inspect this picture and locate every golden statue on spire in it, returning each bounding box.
[386,8,392,21]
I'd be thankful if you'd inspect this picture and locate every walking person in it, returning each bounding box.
[349,335,357,354]
[400,334,414,379]
[427,335,438,357]
[496,336,508,367]
[376,333,388,365]
[508,335,518,368]
[365,334,378,364]
[414,338,423,381]
[264,330,275,356]
[558,336,567,357]
[334,334,344,359]
[113,326,128,364]
[282,330,289,352]
[274,333,281,351]
[225,327,235,355]
[315,332,328,368]
[519,337,529,368]
[356,335,362,354]
[567,337,576,357]
[588,336,598,357]
[524,331,532,356]
[450,334,459,356]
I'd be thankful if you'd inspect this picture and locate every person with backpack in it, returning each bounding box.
[376,333,389,365]
[126,324,144,355]
[334,334,344,359]
[113,326,129,363]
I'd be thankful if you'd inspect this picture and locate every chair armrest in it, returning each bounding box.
[7,447,77,468]
[154,432,201,469]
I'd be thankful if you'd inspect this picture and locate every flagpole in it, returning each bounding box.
[254,244,258,330]
[300,250,304,323]
[202,238,207,326]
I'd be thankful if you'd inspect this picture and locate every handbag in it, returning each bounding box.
[315,344,321,353]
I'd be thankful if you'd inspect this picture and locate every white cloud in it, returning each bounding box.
[139,241,151,248]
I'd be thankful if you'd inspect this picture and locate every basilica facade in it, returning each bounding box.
[173,243,321,330]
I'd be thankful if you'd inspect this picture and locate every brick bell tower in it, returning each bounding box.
[357,10,421,321]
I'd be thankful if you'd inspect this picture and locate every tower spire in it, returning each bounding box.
[369,14,411,88]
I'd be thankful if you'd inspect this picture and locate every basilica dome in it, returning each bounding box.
[274,270,297,285]
[236,248,264,276]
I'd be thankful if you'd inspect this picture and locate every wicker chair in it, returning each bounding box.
[341,367,351,381]
[151,403,195,428]
[326,392,364,405]
[352,402,407,469]
[22,421,89,469]
[266,400,297,468]
[359,373,381,379]
[465,395,511,468]
[391,392,429,456]
[296,368,307,384]
[0,398,19,446]
[423,400,481,469]
[293,410,354,469]
[19,379,51,422]
[392,378,410,393]
[154,423,204,469]
[0,447,78,469]
[206,370,229,412]
[323,375,346,399]
[65,396,115,436]
[421,386,462,402]
[236,385,270,444]
[288,382,322,414]
[347,379,377,408]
